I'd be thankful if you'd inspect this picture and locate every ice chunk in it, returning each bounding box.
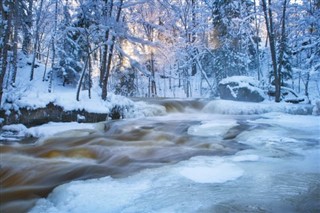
[30,177,151,213]
[2,124,28,132]
[188,119,238,137]
[26,122,97,138]
[232,154,260,162]
[179,163,243,183]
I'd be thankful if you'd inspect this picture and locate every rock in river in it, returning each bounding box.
[218,76,265,102]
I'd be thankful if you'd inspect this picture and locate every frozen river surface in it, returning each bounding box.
[1,100,319,213]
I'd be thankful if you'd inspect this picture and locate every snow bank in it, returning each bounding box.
[251,112,320,133]
[1,122,98,139]
[2,123,28,132]
[27,122,98,138]
[0,124,28,141]
[1,55,165,120]
[203,100,313,115]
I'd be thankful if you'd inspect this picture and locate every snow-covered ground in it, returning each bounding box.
[1,97,317,140]
[1,53,166,117]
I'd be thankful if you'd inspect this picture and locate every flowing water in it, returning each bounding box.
[1,99,319,213]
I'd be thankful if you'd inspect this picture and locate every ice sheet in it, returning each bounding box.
[29,112,320,213]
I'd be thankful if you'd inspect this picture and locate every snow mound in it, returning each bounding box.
[203,100,313,115]
[2,124,28,132]
[1,122,98,139]
[27,122,98,138]
[219,76,261,86]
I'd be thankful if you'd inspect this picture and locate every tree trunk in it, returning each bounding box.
[48,0,58,93]
[30,0,44,81]
[100,0,113,87]
[261,0,281,102]
[88,52,92,99]
[43,48,50,81]
[304,71,310,101]
[150,51,157,97]
[254,0,261,80]
[22,0,33,55]
[76,57,89,101]
[191,0,197,76]
[101,0,123,100]
[11,1,19,86]
[277,0,288,87]
[0,0,13,106]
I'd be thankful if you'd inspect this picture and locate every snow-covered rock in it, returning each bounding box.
[218,76,265,102]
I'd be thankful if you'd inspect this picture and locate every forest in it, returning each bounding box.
[0,0,319,105]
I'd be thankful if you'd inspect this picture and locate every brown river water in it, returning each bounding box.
[0,99,247,212]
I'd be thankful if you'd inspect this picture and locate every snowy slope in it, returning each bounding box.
[1,53,165,117]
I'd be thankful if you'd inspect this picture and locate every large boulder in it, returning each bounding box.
[267,86,305,104]
[218,76,265,102]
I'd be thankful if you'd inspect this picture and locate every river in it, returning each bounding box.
[1,99,319,213]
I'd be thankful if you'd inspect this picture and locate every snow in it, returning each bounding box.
[1,54,165,118]
[188,119,238,137]
[29,112,319,213]
[27,122,98,138]
[30,177,151,213]
[0,124,28,141]
[1,109,310,213]
[253,112,320,132]
[2,123,28,132]
[219,75,261,87]
[232,154,260,162]
[1,53,319,213]
[2,122,97,138]
[219,75,265,99]
[1,99,316,141]
[30,155,245,213]
[178,157,244,183]
[203,99,313,115]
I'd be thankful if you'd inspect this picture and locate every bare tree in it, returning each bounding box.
[30,0,44,81]
[261,0,281,102]
[11,0,19,86]
[100,0,113,88]
[101,0,124,100]
[48,0,58,93]
[22,0,33,55]
[0,0,14,105]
